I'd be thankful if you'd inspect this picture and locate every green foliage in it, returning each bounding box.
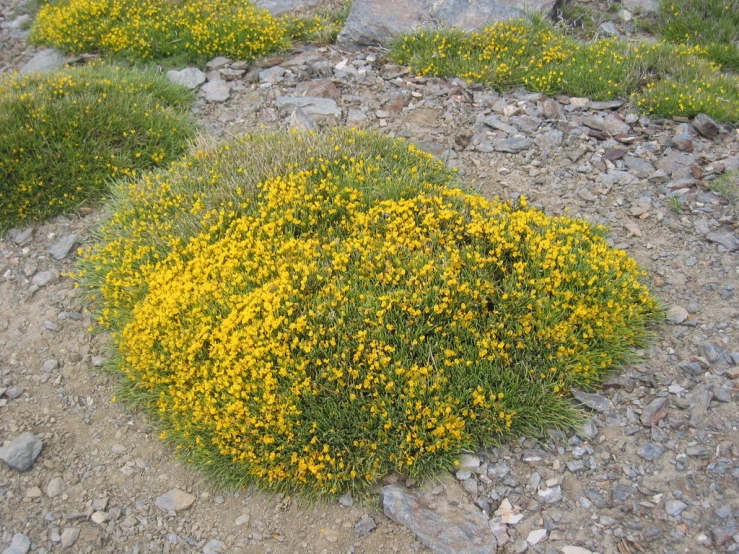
[77,129,661,496]
[0,64,195,232]
[390,18,739,122]
[710,169,739,202]
[659,0,739,71]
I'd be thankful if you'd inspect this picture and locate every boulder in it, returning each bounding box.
[20,49,65,74]
[337,0,561,47]
[255,0,323,15]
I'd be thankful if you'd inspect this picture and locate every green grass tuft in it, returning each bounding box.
[0,63,195,233]
[710,169,739,202]
[390,17,739,122]
[77,129,661,497]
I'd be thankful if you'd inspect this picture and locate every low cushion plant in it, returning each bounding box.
[78,129,660,496]
[0,63,195,233]
[30,0,346,63]
[391,17,739,122]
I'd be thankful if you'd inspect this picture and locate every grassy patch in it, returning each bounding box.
[30,0,350,64]
[710,169,739,202]
[658,0,739,71]
[390,17,739,122]
[77,129,660,497]
[0,64,195,233]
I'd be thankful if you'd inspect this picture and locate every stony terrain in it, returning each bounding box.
[2,1,739,554]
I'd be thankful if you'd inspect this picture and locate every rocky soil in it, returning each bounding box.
[2,1,739,553]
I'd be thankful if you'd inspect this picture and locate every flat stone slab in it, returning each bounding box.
[167,67,206,89]
[382,476,497,554]
[155,488,196,512]
[338,0,561,47]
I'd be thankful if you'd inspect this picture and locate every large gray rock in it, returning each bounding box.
[255,0,323,15]
[337,0,561,47]
[166,67,206,89]
[1,534,30,554]
[382,477,497,554]
[20,49,65,74]
[0,433,43,472]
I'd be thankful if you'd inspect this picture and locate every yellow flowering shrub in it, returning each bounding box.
[392,18,739,122]
[0,64,194,232]
[31,0,288,62]
[78,130,660,496]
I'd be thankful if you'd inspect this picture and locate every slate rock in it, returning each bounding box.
[537,486,563,504]
[60,528,80,549]
[692,113,720,139]
[572,390,613,413]
[493,137,531,153]
[289,107,320,131]
[259,66,286,83]
[4,386,25,400]
[294,78,341,101]
[337,0,560,47]
[20,49,65,74]
[155,489,196,512]
[382,482,497,554]
[49,235,78,260]
[665,500,687,517]
[32,270,58,288]
[276,96,341,116]
[201,80,231,102]
[355,515,377,536]
[560,548,593,554]
[1,534,30,554]
[0,432,43,472]
[637,441,664,461]
[641,396,669,426]
[10,227,34,246]
[706,232,739,251]
[47,476,64,498]
[622,0,658,12]
[166,67,206,89]
[203,539,225,554]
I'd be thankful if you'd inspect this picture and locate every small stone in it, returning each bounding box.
[599,21,618,36]
[354,515,377,536]
[338,492,353,507]
[637,441,664,461]
[671,133,694,152]
[42,359,59,372]
[572,390,613,413]
[692,113,720,138]
[537,486,563,504]
[60,528,80,549]
[166,67,206,89]
[259,66,286,83]
[514,538,528,553]
[1,533,31,554]
[641,396,669,426]
[206,56,231,69]
[4,386,24,400]
[275,96,341,116]
[578,420,598,439]
[25,486,42,498]
[49,235,77,260]
[527,529,547,545]
[235,513,250,525]
[201,80,231,103]
[569,97,590,108]
[155,489,196,512]
[346,109,369,127]
[492,137,530,153]
[32,269,58,288]
[91,356,107,368]
[91,511,110,524]
[456,469,472,480]
[617,8,632,21]
[0,432,43,472]
[47,477,64,498]
[666,305,688,325]
[457,453,481,470]
[11,227,34,246]
[665,500,687,517]
[203,539,225,554]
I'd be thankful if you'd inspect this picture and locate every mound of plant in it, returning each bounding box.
[78,130,660,496]
[391,18,739,122]
[0,64,195,232]
[30,0,349,63]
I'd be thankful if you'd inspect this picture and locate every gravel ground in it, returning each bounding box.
[2,2,739,554]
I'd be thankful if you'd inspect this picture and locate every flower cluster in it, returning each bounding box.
[0,64,194,232]
[78,130,660,496]
[392,18,739,122]
[31,0,289,61]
